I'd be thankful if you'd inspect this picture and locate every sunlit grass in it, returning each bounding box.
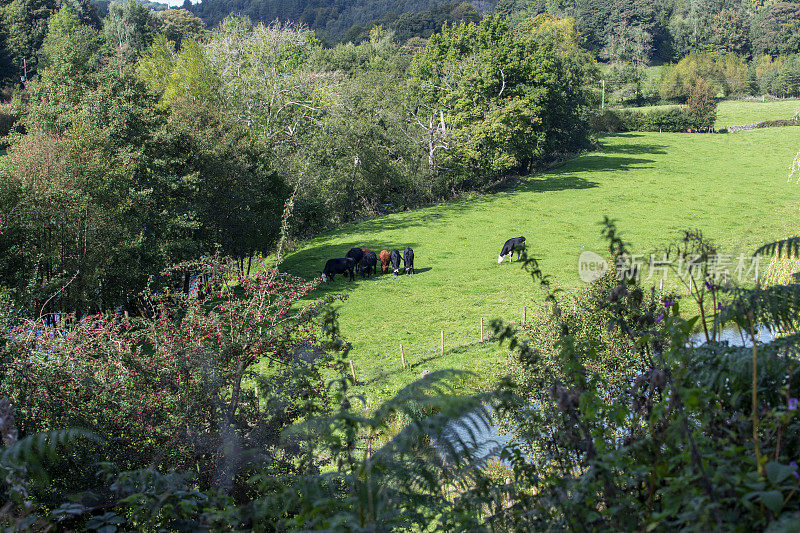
[616,98,800,129]
[278,128,800,405]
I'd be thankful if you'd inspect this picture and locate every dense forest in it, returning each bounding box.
[2,0,800,530]
[187,0,494,42]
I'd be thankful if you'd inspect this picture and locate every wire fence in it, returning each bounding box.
[348,306,531,386]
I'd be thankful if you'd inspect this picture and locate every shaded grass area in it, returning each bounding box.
[279,128,800,405]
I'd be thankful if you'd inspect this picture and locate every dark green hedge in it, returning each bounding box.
[590,108,710,133]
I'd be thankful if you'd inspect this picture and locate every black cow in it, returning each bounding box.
[498,236,526,263]
[390,249,402,275]
[403,247,414,275]
[360,251,377,278]
[346,247,364,271]
[322,258,355,282]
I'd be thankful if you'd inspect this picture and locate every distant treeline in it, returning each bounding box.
[187,0,491,43]
[184,0,800,63]
[498,0,800,63]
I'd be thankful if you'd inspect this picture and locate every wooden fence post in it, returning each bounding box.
[400,344,406,369]
[480,318,484,341]
[523,306,527,325]
[350,360,357,384]
[441,330,444,357]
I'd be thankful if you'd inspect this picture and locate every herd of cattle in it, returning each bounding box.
[320,236,526,283]
[321,246,414,282]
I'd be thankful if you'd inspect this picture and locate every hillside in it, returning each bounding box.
[189,0,491,40]
[280,122,800,405]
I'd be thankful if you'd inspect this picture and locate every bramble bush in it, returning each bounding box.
[0,254,345,527]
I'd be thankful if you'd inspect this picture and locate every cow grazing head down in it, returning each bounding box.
[403,247,414,275]
[390,249,401,275]
[322,257,356,282]
[380,250,390,274]
[499,236,526,263]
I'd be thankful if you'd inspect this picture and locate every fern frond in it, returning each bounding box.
[1,429,97,479]
[754,237,800,259]
[719,284,800,333]
[371,369,474,425]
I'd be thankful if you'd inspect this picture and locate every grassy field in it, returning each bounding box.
[279,127,800,407]
[617,98,800,129]
[716,99,800,127]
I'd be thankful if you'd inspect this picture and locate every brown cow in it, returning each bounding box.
[380,250,390,274]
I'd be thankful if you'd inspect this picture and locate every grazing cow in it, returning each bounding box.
[380,250,390,274]
[361,251,377,278]
[359,248,372,273]
[498,236,526,263]
[321,258,355,282]
[346,247,364,265]
[403,247,415,275]
[390,249,402,275]
[346,247,364,274]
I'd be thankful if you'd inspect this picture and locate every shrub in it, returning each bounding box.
[0,103,18,143]
[687,79,718,131]
[590,107,705,133]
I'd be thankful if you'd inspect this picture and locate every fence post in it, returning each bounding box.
[659,278,663,292]
[441,330,444,357]
[480,317,484,342]
[400,344,406,369]
[522,306,527,325]
[350,360,357,385]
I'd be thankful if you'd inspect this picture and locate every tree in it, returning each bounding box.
[0,256,335,502]
[103,0,159,63]
[410,15,595,187]
[156,8,208,48]
[687,78,717,130]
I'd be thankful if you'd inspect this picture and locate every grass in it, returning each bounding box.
[715,99,800,127]
[279,128,800,406]
[616,98,800,129]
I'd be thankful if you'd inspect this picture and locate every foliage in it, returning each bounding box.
[0,255,341,525]
[188,0,464,44]
[484,224,800,530]
[103,0,159,63]
[686,78,718,131]
[658,52,748,102]
[341,1,481,45]
[410,15,595,188]
[590,106,707,132]
[155,8,208,48]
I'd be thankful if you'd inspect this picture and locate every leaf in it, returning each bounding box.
[755,237,800,259]
[758,490,784,515]
[766,462,796,486]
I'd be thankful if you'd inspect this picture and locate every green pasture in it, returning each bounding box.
[279,127,800,406]
[617,98,800,128]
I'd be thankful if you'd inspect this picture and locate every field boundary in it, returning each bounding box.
[348,307,531,386]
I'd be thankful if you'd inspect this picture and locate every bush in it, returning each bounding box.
[0,103,18,143]
[590,107,706,133]
[687,79,718,131]
[658,52,747,101]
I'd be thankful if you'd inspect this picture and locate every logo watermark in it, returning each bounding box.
[578,251,609,282]
[578,252,761,283]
